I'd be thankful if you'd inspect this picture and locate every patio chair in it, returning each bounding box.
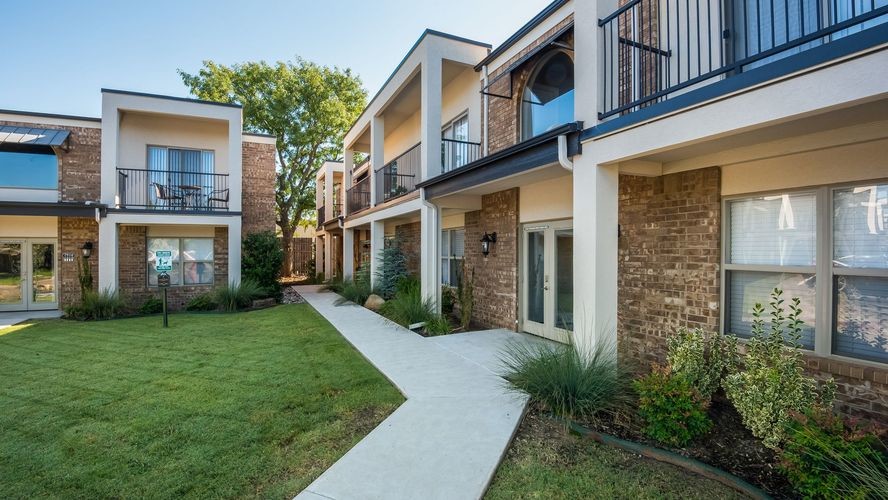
[151,182,184,209]
[207,188,230,209]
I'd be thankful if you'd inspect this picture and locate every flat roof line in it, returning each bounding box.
[0,108,101,123]
[474,0,570,71]
[101,88,243,109]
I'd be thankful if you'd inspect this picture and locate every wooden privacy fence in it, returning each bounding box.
[281,237,314,277]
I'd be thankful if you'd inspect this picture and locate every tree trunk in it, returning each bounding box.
[280,225,295,277]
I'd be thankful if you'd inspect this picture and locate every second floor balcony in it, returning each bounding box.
[599,0,888,120]
[376,143,421,204]
[117,168,230,212]
[347,176,371,214]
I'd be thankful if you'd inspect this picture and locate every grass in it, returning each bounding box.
[486,412,747,500]
[0,305,403,499]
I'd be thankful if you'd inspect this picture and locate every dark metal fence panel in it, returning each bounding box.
[281,237,314,277]
[117,168,230,211]
[347,176,371,214]
[441,139,482,173]
[376,143,421,204]
[600,0,888,119]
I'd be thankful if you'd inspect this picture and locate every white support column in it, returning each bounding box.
[315,236,325,280]
[323,164,334,220]
[97,219,118,292]
[342,228,355,280]
[370,116,384,206]
[420,198,441,311]
[324,231,334,279]
[228,218,242,285]
[420,57,443,181]
[343,148,354,217]
[572,157,619,357]
[369,220,385,288]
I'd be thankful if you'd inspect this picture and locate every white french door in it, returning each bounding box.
[520,220,573,343]
[0,239,58,312]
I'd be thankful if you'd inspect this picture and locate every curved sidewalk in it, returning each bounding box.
[295,286,537,500]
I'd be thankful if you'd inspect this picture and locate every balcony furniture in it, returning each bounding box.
[207,188,230,210]
[178,184,202,208]
[151,182,184,209]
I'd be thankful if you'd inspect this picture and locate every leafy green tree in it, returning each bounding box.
[179,58,366,274]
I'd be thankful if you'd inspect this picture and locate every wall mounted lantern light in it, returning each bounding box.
[480,232,497,257]
[81,242,93,259]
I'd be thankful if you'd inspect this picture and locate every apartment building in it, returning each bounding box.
[0,89,276,312]
[326,0,888,420]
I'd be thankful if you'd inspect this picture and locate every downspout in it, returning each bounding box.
[557,134,573,172]
[420,189,442,312]
[482,64,489,157]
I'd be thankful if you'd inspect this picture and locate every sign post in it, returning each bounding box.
[155,250,173,328]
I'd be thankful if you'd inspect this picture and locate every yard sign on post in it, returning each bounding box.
[155,250,173,328]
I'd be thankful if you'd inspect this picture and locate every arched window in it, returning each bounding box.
[521,50,574,140]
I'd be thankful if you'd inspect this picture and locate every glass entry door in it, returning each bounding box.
[521,220,573,343]
[0,239,57,311]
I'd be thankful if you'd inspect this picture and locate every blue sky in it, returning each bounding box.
[2,0,552,118]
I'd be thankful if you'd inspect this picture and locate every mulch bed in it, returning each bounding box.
[281,286,306,304]
[576,392,796,498]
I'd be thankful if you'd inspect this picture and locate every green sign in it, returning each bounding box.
[155,250,173,272]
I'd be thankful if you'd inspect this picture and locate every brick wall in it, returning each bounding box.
[241,140,276,235]
[485,16,574,154]
[394,221,421,277]
[618,167,722,365]
[617,166,888,422]
[117,225,229,311]
[58,218,99,308]
[617,0,661,109]
[463,188,520,330]
[0,120,102,202]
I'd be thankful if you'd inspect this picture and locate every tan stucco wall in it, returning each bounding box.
[442,66,482,143]
[442,213,465,229]
[145,225,217,238]
[0,216,58,238]
[117,112,230,173]
[519,174,573,222]
[722,138,888,195]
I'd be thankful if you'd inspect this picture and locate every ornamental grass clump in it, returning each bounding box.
[723,288,836,449]
[666,327,738,401]
[334,267,373,306]
[215,279,264,312]
[501,339,631,422]
[378,277,434,326]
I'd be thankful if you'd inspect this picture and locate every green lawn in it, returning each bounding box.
[486,412,747,500]
[0,305,403,499]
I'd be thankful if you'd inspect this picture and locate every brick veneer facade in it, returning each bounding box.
[241,140,277,235]
[394,221,421,276]
[117,226,229,311]
[485,16,574,154]
[463,188,520,330]
[617,166,888,421]
[58,218,99,308]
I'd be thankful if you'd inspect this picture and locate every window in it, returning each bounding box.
[521,50,574,141]
[0,147,58,189]
[147,237,214,286]
[441,228,465,286]
[724,183,888,363]
[442,114,470,172]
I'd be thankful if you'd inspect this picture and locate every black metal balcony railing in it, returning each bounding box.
[441,138,481,173]
[117,168,230,211]
[332,202,343,219]
[354,157,370,172]
[317,205,325,227]
[377,143,421,204]
[599,0,888,119]
[347,176,371,214]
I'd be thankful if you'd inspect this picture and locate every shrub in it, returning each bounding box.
[456,261,474,329]
[634,367,713,447]
[379,280,435,327]
[64,288,127,321]
[334,267,373,306]
[324,276,345,294]
[139,297,163,315]
[186,293,219,312]
[423,314,452,336]
[441,286,455,314]
[374,242,407,299]
[242,231,284,300]
[781,409,887,499]
[724,288,836,449]
[666,327,738,401]
[76,257,93,296]
[215,279,264,312]
[501,339,630,422]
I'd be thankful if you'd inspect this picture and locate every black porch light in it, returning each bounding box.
[480,232,497,257]
[81,242,93,258]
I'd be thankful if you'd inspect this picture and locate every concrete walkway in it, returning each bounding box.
[295,286,545,500]
[0,310,62,331]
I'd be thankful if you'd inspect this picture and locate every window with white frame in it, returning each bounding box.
[441,228,465,286]
[442,114,469,172]
[147,237,214,286]
[724,183,888,363]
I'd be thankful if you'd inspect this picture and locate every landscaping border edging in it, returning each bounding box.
[553,416,772,500]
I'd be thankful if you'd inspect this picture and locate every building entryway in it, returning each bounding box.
[0,239,58,312]
[520,220,573,343]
